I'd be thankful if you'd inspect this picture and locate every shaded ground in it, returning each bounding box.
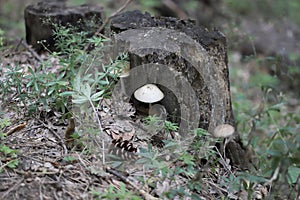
[0,48,243,199]
[0,34,293,200]
[0,37,269,200]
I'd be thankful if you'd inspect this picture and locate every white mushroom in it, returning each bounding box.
[213,124,235,138]
[134,84,164,104]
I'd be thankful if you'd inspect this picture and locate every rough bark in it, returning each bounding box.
[111,10,250,169]
[24,1,104,52]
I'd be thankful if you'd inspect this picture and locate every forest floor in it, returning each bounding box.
[1,1,300,200]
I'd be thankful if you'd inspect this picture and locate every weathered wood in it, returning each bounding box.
[24,1,104,52]
[111,10,250,169]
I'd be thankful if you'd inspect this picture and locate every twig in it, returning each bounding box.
[37,119,68,155]
[87,98,107,164]
[1,178,24,199]
[207,179,229,194]
[17,37,43,62]
[214,146,235,177]
[84,0,133,51]
[5,122,27,136]
[162,0,189,19]
[96,0,133,35]
[265,165,280,185]
[105,166,159,200]
[14,169,59,176]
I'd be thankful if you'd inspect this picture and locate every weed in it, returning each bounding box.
[144,115,179,134]
[229,52,300,198]
[1,22,127,117]
[143,115,164,135]
[0,118,19,172]
[100,182,141,200]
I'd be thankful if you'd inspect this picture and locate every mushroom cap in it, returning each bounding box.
[213,124,235,138]
[134,84,164,103]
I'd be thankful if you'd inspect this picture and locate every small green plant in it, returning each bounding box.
[136,144,167,170]
[63,156,77,162]
[1,23,126,117]
[52,24,88,55]
[143,115,164,134]
[0,118,19,172]
[164,120,179,132]
[191,128,221,161]
[100,182,141,200]
[53,29,129,163]
[144,115,179,134]
[0,64,72,115]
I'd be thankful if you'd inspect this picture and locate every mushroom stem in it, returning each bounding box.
[149,104,167,121]
[213,124,235,159]
[120,77,127,96]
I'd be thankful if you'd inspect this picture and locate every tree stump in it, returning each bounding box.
[111,10,250,169]
[24,1,104,52]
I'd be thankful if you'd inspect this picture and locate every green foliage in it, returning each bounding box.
[63,156,77,162]
[164,120,179,132]
[1,23,127,117]
[133,126,222,199]
[0,118,19,172]
[249,73,279,88]
[0,118,10,130]
[136,145,164,170]
[100,182,141,200]
[0,0,27,36]
[53,24,87,54]
[144,115,179,133]
[191,128,220,160]
[0,64,72,114]
[143,115,164,134]
[230,52,300,198]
